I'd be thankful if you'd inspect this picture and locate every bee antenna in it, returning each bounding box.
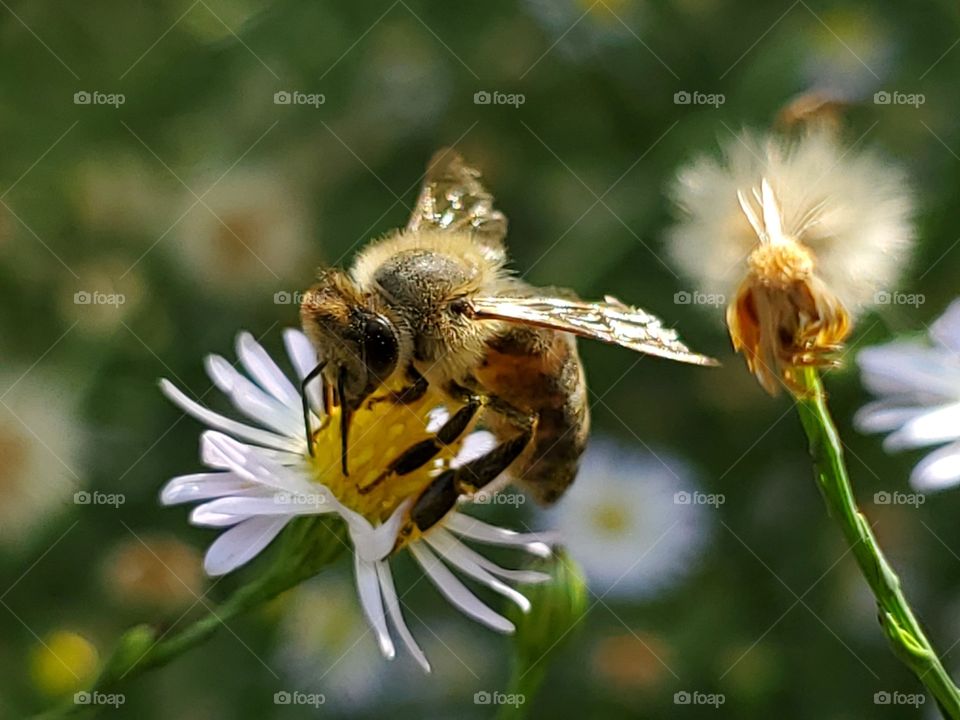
[337,366,352,477]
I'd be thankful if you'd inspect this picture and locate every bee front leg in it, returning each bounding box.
[404,401,536,538]
[365,364,430,409]
[301,362,327,456]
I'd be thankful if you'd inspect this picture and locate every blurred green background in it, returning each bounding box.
[2,0,960,717]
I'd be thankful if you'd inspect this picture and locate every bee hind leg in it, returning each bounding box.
[407,406,535,535]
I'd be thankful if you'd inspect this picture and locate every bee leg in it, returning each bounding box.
[300,362,326,457]
[391,365,429,404]
[407,406,535,535]
[356,396,481,495]
[367,364,429,408]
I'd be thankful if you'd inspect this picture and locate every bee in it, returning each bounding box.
[300,149,716,541]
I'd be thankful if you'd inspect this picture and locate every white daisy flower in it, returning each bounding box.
[855,300,960,492]
[0,373,82,546]
[171,167,311,296]
[275,574,493,711]
[668,127,913,394]
[160,329,552,671]
[550,437,709,600]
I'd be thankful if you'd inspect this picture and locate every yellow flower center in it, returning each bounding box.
[308,383,471,525]
[592,502,630,536]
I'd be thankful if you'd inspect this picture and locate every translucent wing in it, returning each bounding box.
[469,294,718,366]
[406,148,507,260]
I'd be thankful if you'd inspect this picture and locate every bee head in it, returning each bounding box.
[300,270,402,474]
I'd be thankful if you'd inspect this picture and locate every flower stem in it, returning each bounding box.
[795,367,960,718]
[34,517,347,719]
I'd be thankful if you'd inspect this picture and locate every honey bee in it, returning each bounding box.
[300,149,716,540]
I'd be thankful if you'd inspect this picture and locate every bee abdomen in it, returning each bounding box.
[476,326,590,505]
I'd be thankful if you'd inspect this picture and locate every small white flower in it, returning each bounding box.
[276,574,493,710]
[668,127,913,393]
[855,300,960,492]
[0,374,82,545]
[160,330,552,671]
[171,167,311,295]
[550,437,709,599]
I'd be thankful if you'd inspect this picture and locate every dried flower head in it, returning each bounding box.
[668,127,913,394]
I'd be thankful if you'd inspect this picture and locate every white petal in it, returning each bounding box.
[426,528,550,584]
[911,442,960,492]
[931,300,960,352]
[426,406,450,433]
[283,329,318,379]
[160,379,301,453]
[853,401,929,434]
[344,499,410,563]
[203,516,290,575]
[354,555,396,659]
[236,331,300,409]
[192,494,333,517]
[444,513,555,558]
[857,344,960,400]
[190,506,252,527]
[424,531,532,612]
[200,431,315,495]
[375,559,430,672]
[205,355,301,437]
[452,431,497,468]
[283,328,325,417]
[409,542,515,634]
[884,403,960,450]
[160,472,255,505]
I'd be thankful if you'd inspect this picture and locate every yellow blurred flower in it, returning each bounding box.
[101,533,204,611]
[29,630,98,696]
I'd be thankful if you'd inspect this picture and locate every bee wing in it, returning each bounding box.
[470,294,719,366]
[406,148,507,259]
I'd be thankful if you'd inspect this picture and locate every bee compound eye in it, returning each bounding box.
[362,315,399,379]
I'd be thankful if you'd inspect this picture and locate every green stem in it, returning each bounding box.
[795,367,960,718]
[34,517,347,720]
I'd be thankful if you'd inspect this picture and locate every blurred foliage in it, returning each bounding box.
[2,0,960,718]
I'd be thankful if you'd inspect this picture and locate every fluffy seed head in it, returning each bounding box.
[668,127,913,393]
